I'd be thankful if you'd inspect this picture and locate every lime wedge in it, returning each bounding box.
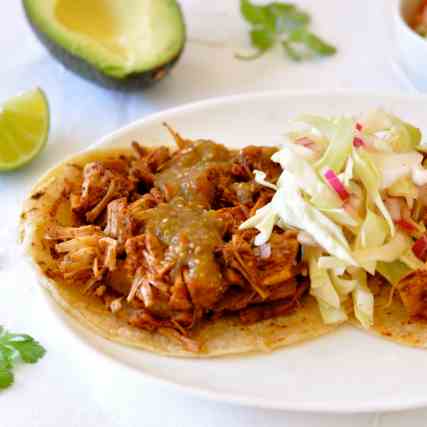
[0,88,49,171]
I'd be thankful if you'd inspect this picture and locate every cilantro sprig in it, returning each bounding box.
[0,326,46,390]
[239,0,336,61]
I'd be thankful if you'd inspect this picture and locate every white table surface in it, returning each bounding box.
[1,0,426,425]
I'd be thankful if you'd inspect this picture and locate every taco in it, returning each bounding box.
[20,128,338,357]
[236,109,427,349]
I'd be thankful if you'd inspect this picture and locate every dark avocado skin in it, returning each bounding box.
[23,3,185,91]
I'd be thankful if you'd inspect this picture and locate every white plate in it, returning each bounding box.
[45,91,427,413]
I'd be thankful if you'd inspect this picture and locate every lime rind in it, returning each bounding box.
[0,88,50,171]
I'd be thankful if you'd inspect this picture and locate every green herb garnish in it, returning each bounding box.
[0,326,46,390]
[238,0,336,61]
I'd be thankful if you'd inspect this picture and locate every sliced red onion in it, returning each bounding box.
[353,137,365,148]
[355,122,363,131]
[395,219,417,233]
[412,236,427,261]
[324,169,350,201]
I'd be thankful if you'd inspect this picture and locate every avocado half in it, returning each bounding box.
[23,0,186,90]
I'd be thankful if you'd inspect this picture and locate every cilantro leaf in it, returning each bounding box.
[0,358,11,371]
[250,28,275,51]
[0,327,46,390]
[269,2,295,13]
[0,345,14,368]
[0,368,14,390]
[272,4,310,33]
[0,358,14,389]
[282,40,303,61]
[240,0,276,31]
[288,28,337,56]
[240,0,267,25]
[6,335,46,363]
[239,0,336,61]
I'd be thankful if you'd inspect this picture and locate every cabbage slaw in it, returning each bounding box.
[240,110,427,327]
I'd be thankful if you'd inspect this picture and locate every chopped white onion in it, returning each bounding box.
[259,243,271,259]
[412,164,427,186]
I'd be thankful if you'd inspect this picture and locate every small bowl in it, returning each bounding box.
[393,0,427,89]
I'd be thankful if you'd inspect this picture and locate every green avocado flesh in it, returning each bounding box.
[23,0,186,89]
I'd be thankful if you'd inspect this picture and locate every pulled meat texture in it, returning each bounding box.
[104,198,135,251]
[72,160,134,222]
[44,139,308,351]
[398,270,427,319]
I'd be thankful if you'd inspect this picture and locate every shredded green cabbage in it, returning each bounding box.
[352,148,395,236]
[253,170,277,190]
[297,114,337,141]
[362,110,421,153]
[351,269,374,328]
[355,209,388,274]
[370,151,423,189]
[376,261,411,286]
[314,117,354,174]
[306,247,348,324]
[272,144,357,227]
[318,256,348,274]
[271,174,357,265]
[353,232,412,265]
[240,109,427,329]
[388,176,418,207]
[330,271,358,297]
[342,156,354,187]
[272,145,338,204]
[400,248,426,270]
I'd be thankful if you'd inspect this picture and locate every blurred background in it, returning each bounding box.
[2,1,427,426]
